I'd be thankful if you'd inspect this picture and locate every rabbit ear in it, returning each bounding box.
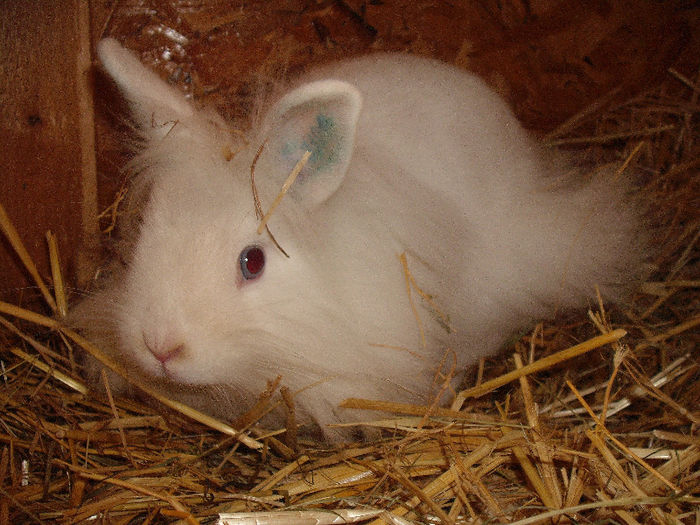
[258,79,362,207]
[96,38,193,137]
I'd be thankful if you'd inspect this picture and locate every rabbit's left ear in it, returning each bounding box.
[258,80,363,206]
[97,38,194,138]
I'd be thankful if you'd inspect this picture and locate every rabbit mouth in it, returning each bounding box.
[155,361,179,381]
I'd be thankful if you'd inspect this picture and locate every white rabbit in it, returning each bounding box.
[73,38,644,439]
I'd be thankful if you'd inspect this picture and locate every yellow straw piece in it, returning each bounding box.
[453,329,627,405]
[46,230,68,318]
[11,347,88,394]
[0,201,57,312]
[256,150,311,235]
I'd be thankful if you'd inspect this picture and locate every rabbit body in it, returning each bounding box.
[74,39,642,438]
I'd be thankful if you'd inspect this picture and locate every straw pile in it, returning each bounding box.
[0,70,698,524]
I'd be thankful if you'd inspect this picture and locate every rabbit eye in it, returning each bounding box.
[240,245,265,280]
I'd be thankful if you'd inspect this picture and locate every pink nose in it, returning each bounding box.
[153,345,184,364]
[144,337,184,364]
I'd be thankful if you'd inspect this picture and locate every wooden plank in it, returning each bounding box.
[0,0,98,306]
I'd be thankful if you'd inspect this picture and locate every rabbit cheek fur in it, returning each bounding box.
[74,39,643,438]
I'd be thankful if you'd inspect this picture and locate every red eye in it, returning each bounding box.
[240,245,265,280]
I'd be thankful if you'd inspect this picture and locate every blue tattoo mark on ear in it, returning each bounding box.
[279,113,341,185]
[301,114,339,174]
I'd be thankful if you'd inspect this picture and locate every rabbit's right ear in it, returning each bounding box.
[256,80,362,208]
[96,38,193,138]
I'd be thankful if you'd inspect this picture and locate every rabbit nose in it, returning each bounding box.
[144,334,184,364]
[153,344,184,364]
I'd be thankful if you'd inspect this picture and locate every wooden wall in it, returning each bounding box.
[0,0,98,307]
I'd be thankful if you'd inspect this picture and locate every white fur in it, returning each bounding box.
[73,39,644,439]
